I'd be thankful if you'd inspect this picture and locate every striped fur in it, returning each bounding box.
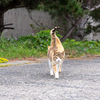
[50,26,61,46]
[47,27,65,79]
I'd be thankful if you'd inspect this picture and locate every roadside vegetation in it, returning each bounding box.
[63,39,100,58]
[0,30,100,63]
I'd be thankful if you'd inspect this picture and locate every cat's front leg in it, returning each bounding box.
[55,64,59,79]
[55,72,59,79]
[50,70,53,76]
[48,59,54,76]
[50,62,54,76]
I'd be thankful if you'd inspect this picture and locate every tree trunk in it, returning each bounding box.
[75,0,91,39]
[61,17,83,42]
[0,12,4,37]
[75,15,90,38]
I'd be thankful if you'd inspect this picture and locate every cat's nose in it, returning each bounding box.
[58,60,60,62]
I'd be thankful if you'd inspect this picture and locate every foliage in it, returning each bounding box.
[0,30,100,59]
[42,0,84,18]
[34,30,51,50]
[0,35,41,59]
[1,29,100,59]
[0,0,41,9]
[17,30,51,51]
[0,30,61,59]
[0,0,12,6]
[84,23,93,34]
[90,8,100,21]
[1,0,100,42]
[90,0,100,21]
[18,30,61,51]
[63,39,100,57]
[85,23,100,34]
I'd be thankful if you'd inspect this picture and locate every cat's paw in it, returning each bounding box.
[50,70,54,76]
[55,72,59,79]
[55,76,59,79]
[59,70,61,73]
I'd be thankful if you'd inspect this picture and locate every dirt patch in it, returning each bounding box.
[66,54,100,60]
[9,57,37,62]
[8,54,100,62]
[8,57,47,62]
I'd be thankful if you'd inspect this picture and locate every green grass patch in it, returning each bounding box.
[63,39,100,57]
[0,30,100,60]
[0,30,51,60]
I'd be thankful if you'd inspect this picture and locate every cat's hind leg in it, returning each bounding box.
[48,59,54,76]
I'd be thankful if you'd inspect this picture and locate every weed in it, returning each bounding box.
[63,39,100,57]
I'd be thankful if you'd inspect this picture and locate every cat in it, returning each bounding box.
[47,26,65,79]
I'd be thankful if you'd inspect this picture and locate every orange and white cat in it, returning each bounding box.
[47,27,65,79]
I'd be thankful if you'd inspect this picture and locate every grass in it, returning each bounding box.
[0,30,51,60]
[0,36,46,60]
[63,39,100,57]
[1,30,100,61]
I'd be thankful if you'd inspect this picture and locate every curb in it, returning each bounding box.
[0,60,35,67]
[0,58,47,67]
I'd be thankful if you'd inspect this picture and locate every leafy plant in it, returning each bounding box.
[0,30,62,59]
[34,30,51,50]
[1,30,100,60]
[63,39,100,57]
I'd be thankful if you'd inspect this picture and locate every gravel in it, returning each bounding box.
[0,58,100,100]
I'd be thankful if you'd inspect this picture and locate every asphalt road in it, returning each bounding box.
[0,58,100,100]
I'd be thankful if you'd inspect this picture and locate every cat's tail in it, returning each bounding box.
[50,26,61,35]
[50,26,61,46]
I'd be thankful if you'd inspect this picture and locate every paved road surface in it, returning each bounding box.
[0,58,100,100]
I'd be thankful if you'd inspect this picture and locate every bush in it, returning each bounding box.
[18,30,61,51]
[63,39,100,57]
[0,30,61,59]
[1,29,100,59]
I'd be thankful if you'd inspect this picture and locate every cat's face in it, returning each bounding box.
[55,57,62,63]
[53,56,62,64]
[53,52,64,63]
